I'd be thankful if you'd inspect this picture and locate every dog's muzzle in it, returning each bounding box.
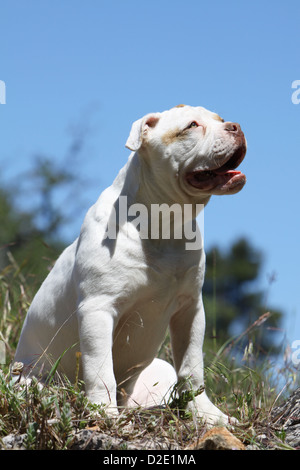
[185,122,247,194]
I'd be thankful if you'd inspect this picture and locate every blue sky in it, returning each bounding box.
[1,1,300,355]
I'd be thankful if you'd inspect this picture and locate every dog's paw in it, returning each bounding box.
[89,402,119,421]
[86,392,119,419]
[104,403,119,417]
[189,391,237,428]
[195,406,236,428]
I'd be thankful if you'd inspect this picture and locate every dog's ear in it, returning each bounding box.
[125,113,160,151]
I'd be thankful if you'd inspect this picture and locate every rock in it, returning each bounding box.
[185,427,245,450]
[271,387,300,448]
[70,428,180,451]
[284,425,300,448]
[1,434,26,450]
[70,429,124,450]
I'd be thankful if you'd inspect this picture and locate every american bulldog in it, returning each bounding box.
[14,104,246,425]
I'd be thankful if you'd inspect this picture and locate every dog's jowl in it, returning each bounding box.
[14,105,246,425]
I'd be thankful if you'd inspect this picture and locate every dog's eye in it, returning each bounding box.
[187,121,199,129]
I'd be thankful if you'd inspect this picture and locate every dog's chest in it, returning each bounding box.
[112,248,201,384]
[117,239,201,316]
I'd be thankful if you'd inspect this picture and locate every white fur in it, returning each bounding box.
[14,105,246,425]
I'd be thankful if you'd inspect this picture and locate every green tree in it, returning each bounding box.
[0,116,92,286]
[203,238,283,359]
[0,177,65,288]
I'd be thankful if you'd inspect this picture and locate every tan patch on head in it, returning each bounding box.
[173,104,186,108]
[212,113,224,122]
[161,127,182,145]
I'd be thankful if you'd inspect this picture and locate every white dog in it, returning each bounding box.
[14,105,246,425]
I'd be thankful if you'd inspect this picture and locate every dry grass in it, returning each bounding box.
[0,254,299,450]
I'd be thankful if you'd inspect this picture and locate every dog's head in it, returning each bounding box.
[126,104,246,198]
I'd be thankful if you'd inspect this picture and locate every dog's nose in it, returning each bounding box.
[224,122,241,133]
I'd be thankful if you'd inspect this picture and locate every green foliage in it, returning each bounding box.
[0,255,298,449]
[0,370,93,449]
[168,378,205,413]
[25,155,82,239]
[0,179,64,289]
[0,124,89,285]
[203,238,283,358]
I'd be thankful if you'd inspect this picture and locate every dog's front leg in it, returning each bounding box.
[77,301,118,416]
[170,298,230,426]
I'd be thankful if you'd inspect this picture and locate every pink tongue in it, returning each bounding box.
[214,169,241,176]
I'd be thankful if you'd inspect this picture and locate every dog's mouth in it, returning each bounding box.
[185,144,246,194]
